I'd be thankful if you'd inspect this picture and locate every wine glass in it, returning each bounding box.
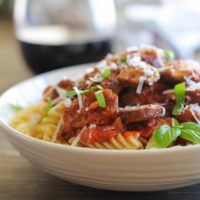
[14,0,116,74]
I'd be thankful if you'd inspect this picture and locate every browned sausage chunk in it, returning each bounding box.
[161,60,200,82]
[176,104,200,123]
[117,66,160,87]
[118,104,166,124]
[62,89,118,139]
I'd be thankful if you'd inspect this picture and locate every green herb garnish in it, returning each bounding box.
[10,104,23,112]
[90,69,110,83]
[180,122,200,144]
[45,97,53,117]
[153,124,181,148]
[80,85,102,95]
[66,90,76,98]
[120,57,127,63]
[164,49,175,61]
[153,119,200,148]
[55,86,76,98]
[56,85,102,100]
[95,90,106,109]
[172,82,186,115]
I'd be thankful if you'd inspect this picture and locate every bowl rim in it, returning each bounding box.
[1,64,200,155]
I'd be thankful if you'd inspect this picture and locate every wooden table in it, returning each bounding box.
[1,20,200,200]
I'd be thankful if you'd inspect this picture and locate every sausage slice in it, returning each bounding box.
[118,104,166,124]
[161,60,200,82]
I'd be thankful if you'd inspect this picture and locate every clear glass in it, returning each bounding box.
[14,0,116,74]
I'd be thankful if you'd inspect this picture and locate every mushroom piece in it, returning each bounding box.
[118,104,166,124]
[140,45,169,67]
[161,60,200,82]
[117,66,160,87]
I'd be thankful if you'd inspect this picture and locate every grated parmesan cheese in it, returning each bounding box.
[161,106,166,117]
[189,104,200,124]
[185,60,200,72]
[73,87,83,110]
[136,76,145,94]
[163,89,174,95]
[51,116,64,143]
[184,77,200,91]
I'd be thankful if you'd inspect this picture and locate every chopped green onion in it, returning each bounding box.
[66,90,76,98]
[90,69,110,83]
[95,90,106,109]
[45,97,53,117]
[172,82,186,115]
[10,104,23,112]
[57,85,102,103]
[164,50,175,61]
[120,57,127,63]
[73,85,103,110]
[81,85,102,95]
[56,86,76,98]
[102,68,110,79]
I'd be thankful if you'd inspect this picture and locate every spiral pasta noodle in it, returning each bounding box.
[36,101,67,142]
[10,100,67,142]
[69,133,144,149]
[10,101,47,138]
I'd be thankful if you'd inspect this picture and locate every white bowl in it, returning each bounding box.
[1,64,200,191]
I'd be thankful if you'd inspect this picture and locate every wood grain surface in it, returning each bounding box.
[1,20,200,200]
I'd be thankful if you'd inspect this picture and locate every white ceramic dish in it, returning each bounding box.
[1,64,200,191]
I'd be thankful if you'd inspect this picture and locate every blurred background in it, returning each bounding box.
[1,0,200,91]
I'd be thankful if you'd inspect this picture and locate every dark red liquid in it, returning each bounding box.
[19,39,112,74]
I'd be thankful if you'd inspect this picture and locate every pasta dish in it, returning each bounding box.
[10,45,200,149]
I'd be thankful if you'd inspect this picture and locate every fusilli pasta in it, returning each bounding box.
[69,133,144,149]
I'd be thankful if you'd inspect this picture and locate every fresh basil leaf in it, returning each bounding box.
[180,129,200,144]
[182,122,200,132]
[172,82,186,115]
[164,50,175,61]
[172,118,179,126]
[153,125,181,148]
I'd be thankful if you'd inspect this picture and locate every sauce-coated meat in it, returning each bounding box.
[176,104,200,123]
[119,104,165,124]
[162,60,200,82]
[62,89,118,139]
[117,65,160,87]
